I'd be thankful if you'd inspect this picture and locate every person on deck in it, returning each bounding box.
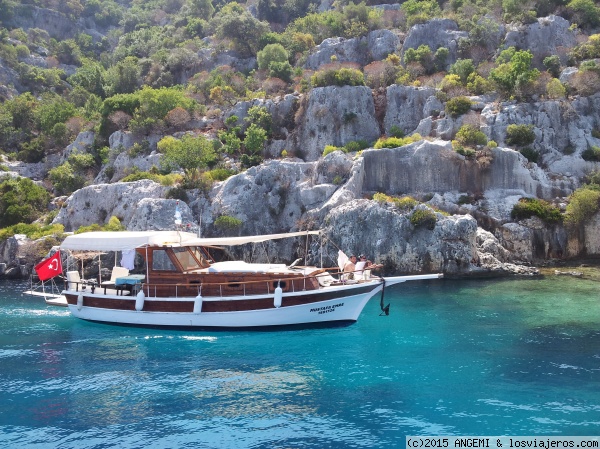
[343,255,357,278]
[355,255,383,278]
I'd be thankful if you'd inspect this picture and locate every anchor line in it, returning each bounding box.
[379,277,390,316]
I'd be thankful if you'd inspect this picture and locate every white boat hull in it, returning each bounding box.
[65,283,384,328]
[62,273,442,329]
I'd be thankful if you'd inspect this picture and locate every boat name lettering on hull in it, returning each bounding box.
[310,302,344,314]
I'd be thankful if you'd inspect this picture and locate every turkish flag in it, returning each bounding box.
[34,253,63,281]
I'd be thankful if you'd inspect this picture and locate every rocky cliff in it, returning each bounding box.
[3,11,600,278]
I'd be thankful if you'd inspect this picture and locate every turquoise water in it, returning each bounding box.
[0,276,599,448]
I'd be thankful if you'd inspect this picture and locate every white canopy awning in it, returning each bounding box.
[60,231,198,251]
[180,230,320,247]
[60,230,320,251]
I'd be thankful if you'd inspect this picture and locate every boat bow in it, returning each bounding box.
[380,273,443,287]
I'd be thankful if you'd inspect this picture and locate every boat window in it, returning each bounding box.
[190,247,211,268]
[152,249,178,271]
[172,247,201,271]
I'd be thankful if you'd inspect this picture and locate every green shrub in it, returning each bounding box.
[410,208,437,230]
[582,145,600,161]
[344,140,370,152]
[445,96,472,118]
[245,106,272,136]
[511,198,562,223]
[489,48,540,97]
[455,124,487,147]
[257,43,289,70]
[311,67,365,87]
[165,186,189,202]
[389,125,405,138]
[453,142,476,157]
[543,55,561,78]
[392,196,418,210]
[373,192,419,210]
[323,145,343,156]
[206,168,236,181]
[121,170,161,183]
[75,216,124,234]
[519,147,539,163]
[48,162,86,195]
[546,78,567,99]
[374,133,422,149]
[215,215,243,232]
[458,195,473,205]
[0,223,64,241]
[450,58,475,84]
[0,178,51,227]
[373,192,390,203]
[564,187,600,226]
[505,124,535,147]
[269,60,293,82]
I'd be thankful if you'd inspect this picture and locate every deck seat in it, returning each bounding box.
[101,266,129,293]
[66,271,83,291]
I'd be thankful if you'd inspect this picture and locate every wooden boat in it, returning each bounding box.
[59,230,442,329]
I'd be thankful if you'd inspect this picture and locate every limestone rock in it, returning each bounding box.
[0,234,48,278]
[224,94,299,139]
[100,152,162,183]
[584,212,600,256]
[320,200,480,275]
[109,131,137,150]
[52,180,169,231]
[384,85,438,136]
[7,5,79,39]
[559,67,578,84]
[205,159,321,236]
[62,131,95,162]
[0,59,21,99]
[128,198,198,232]
[361,140,570,201]
[304,30,400,70]
[289,86,380,161]
[503,15,577,68]
[481,95,600,179]
[402,19,467,68]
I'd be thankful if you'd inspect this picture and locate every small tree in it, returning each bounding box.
[564,186,600,227]
[546,78,566,99]
[490,48,540,98]
[505,124,535,147]
[49,162,86,195]
[0,178,51,227]
[567,0,600,28]
[445,96,472,118]
[450,59,475,84]
[455,124,488,147]
[543,55,561,78]
[158,134,216,187]
[257,43,289,70]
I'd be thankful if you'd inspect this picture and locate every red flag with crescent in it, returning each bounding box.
[34,253,63,281]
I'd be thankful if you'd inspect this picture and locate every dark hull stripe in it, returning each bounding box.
[71,318,357,331]
[64,283,378,313]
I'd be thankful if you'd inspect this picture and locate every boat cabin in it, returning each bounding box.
[136,244,322,297]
